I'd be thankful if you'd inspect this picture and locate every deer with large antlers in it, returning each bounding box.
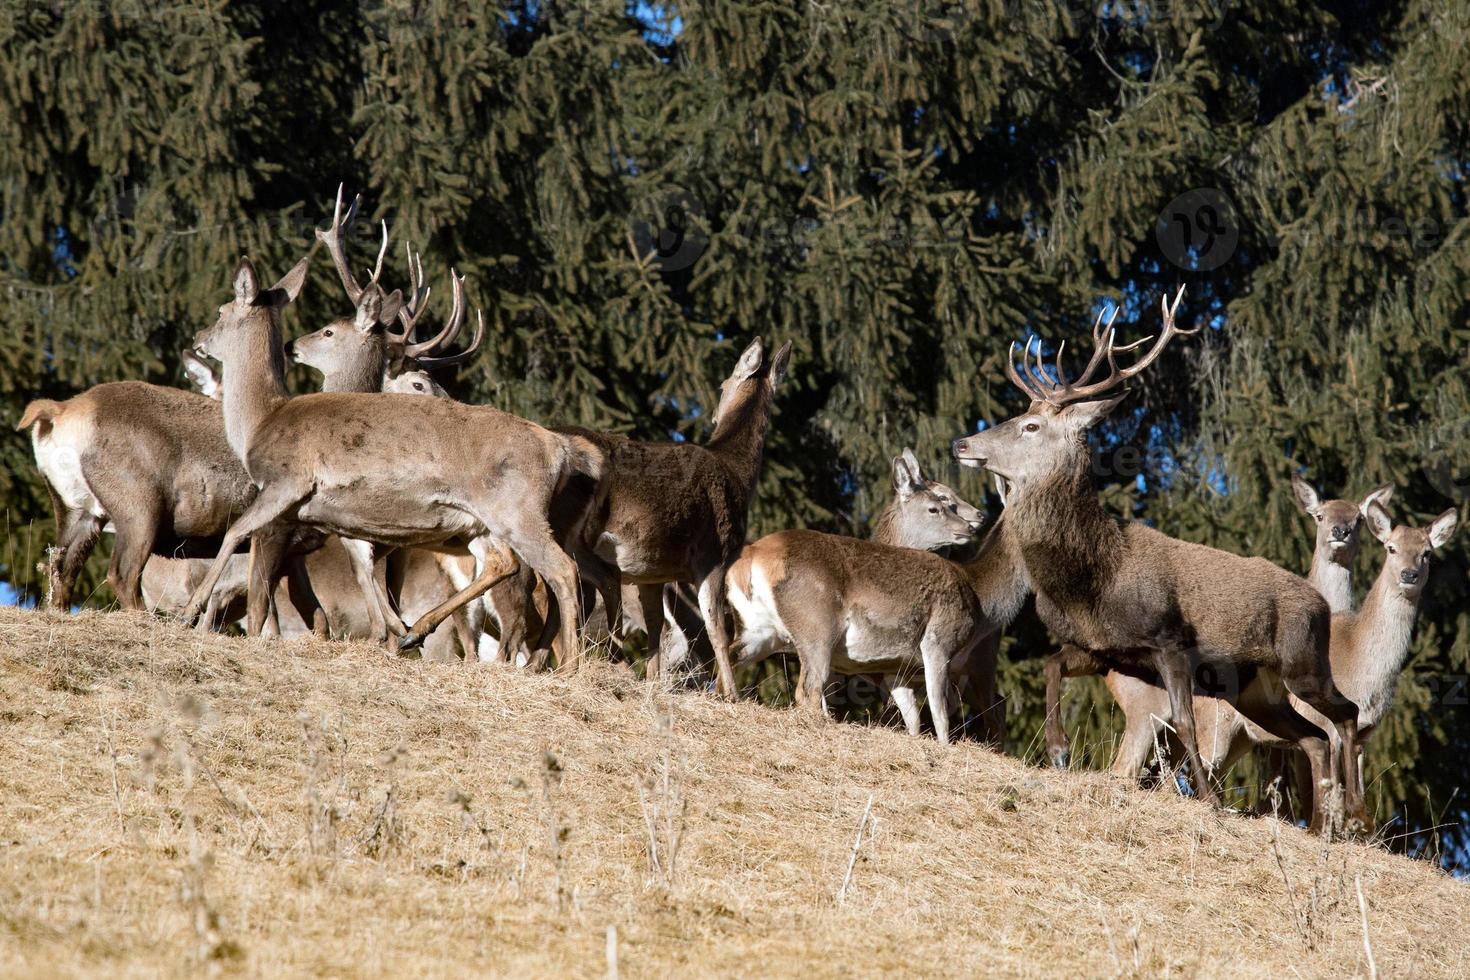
[178,252,600,668]
[953,288,1368,829]
[725,451,1027,743]
[258,185,486,647]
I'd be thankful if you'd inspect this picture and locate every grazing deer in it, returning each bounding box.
[1176,500,1459,822]
[952,288,1368,828]
[179,255,599,670]
[567,337,792,698]
[725,477,1027,744]
[1045,479,1392,774]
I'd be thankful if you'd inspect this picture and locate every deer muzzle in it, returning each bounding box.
[951,435,985,469]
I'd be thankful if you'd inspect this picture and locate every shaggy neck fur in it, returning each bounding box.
[706,381,774,502]
[870,498,916,548]
[1007,451,1123,609]
[220,309,290,460]
[958,515,1032,626]
[1338,559,1422,726]
[1308,540,1356,614]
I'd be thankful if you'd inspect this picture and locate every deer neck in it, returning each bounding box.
[1008,462,1123,605]
[869,499,905,546]
[1307,543,1355,614]
[958,515,1032,625]
[320,348,387,394]
[1337,561,1422,714]
[705,387,773,500]
[220,319,290,460]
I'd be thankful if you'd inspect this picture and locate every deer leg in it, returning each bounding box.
[795,644,832,720]
[886,672,923,736]
[400,542,520,650]
[510,539,582,675]
[965,631,1004,747]
[49,502,103,610]
[1153,651,1218,805]
[696,566,736,700]
[337,538,389,642]
[245,524,292,638]
[107,520,157,614]
[1298,736,1332,834]
[638,584,665,681]
[1336,719,1369,835]
[180,482,308,626]
[922,637,952,746]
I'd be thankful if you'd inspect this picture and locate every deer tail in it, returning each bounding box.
[17,398,65,433]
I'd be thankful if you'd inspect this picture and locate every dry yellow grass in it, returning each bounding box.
[0,606,1464,978]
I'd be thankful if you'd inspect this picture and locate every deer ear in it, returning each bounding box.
[354,289,384,333]
[377,289,405,326]
[1361,483,1393,516]
[730,337,765,381]
[768,340,793,385]
[264,251,313,306]
[181,350,217,395]
[233,259,260,305]
[892,454,921,500]
[1429,508,1459,550]
[1291,475,1320,515]
[1365,500,1393,543]
[900,447,925,484]
[1062,393,1127,429]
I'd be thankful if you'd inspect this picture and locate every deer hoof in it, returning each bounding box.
[1049,747,1071,770]
[398,633,424,653]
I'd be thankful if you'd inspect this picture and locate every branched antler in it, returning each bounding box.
[1006,286,1193,405]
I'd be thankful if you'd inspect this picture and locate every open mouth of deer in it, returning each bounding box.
[993,475,1012,505]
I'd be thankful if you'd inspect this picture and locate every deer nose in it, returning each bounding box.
[952,436,980,460]
[1400,569,1420,585]
[1331,524,1352,541]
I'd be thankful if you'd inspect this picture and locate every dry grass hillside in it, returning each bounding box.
[0,606,1464,978]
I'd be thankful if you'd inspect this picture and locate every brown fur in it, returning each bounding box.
[564,337,792,698]
[954,294,1366,831]
[182,257,601,670]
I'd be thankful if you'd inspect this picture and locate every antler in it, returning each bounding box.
[1007,286,1193,405]
[414,309,485,370]
[315,183,381,305]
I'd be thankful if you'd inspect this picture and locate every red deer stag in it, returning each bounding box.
[178,255,600,670]
[952,288,1368,829]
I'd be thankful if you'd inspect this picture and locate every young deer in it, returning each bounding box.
[952,288,1368,828]
[726,450,1005,741]
[564,337,792,698]
[726,491,1026,745]
[1180,500,1458,819]
[179,255,601,669]
[1045,479,1391,775]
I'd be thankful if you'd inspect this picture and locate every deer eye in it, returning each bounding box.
[1387,545,1397,555]
[1023,422,1040,433]
[927,506,939,514]
[1315,514,1322,522]
[413,382,425,391]
[323,329,334,338]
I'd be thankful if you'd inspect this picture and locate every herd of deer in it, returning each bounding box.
[17,187,1459,837]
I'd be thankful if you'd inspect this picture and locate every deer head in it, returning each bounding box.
[290,184,482,393]
[711,337,793,429]
[1292,476,1393,561]
[382,368,448,398]
[193,256,311,365]
[883,448,980,550]
[902,447,985,534]
[1364,500,1458,599]
[951,287,1192,499]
